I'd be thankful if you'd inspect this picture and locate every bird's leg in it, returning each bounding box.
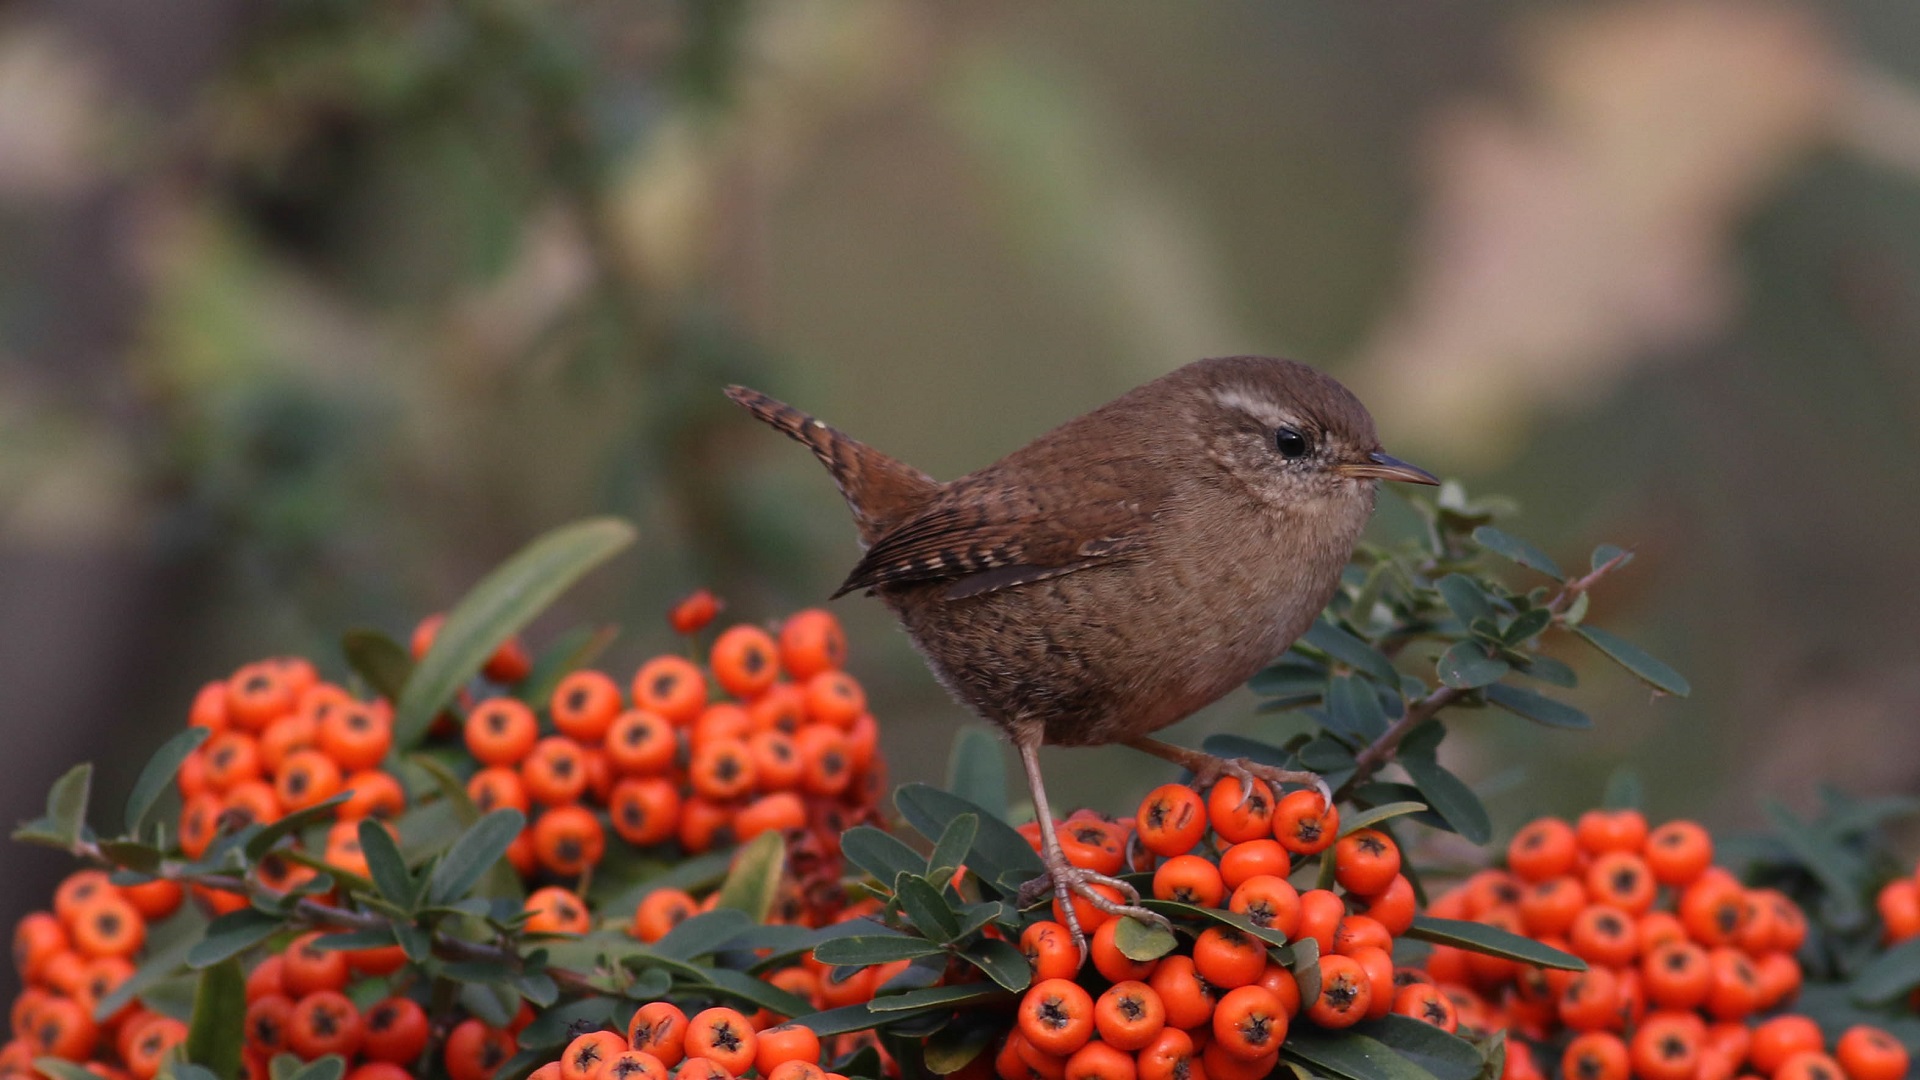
[1124,736,1333,807]
[1014,733,1170,957]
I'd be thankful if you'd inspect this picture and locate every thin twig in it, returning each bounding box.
[1336,552,1634,799]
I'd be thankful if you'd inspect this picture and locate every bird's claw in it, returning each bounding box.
[1022,862,1170,959]
[1190,755,1332,810]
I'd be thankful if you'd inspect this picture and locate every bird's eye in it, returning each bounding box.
[1274,427,1310,459]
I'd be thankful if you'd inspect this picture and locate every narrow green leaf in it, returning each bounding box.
[1399,758,1492,844]
[1111,917,1178,962]
[1511,654,1577,688]
[1848,937,1920,1003]
[517,624,619,708]
[704,967,815,1018]
[515,998,618,1050]
[866,983,1006,1013]
[1406,916,1584,970]
[1574,626,1691,696]
[1484,684,1591,730]
[924,1026,994,1075]
[184,958,246,1079]
[1326,675,1389,741]
[927,814,979,880]
[1356,1017,1483,1080]
[1284,1027,1454,1080]
[1434,574,1493,626]
[1138,901,1294,952]
[307,928,397,952]
[241,794,351,861]
[187,910,282,969]
[1764,802,1864,920]
[1339,802,1428,837]
[394,517,637,747]
[1591,544,1633,572]
[126,728,211,835]
[358,819,414,908]
[1288,936,1321,1008]
[45,763,93,848]
[340,629,414,704]
[813,935,946,967]
[427,808,525,905]
[1602,769,1642,811]
[654,908,754,960]
[895,874,961,944]
[843,827,925,885]
[714,831,787,922]
[34,1060,102,1080]
[786,1004,882,1038]
[1301,621,1399,685]
[170,1065,222,1080]
[945,727,1008,819]
[1471,526,1564,580]
[895,784,1044,890]
[99,841,164,876]
[1435,642,1508,690]
[959,938,1032,993]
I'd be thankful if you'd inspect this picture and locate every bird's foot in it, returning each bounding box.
[1020,860,1169,958]
[1191,755,1333,809]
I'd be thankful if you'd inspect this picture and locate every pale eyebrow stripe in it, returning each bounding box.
[1210,386,1297,431]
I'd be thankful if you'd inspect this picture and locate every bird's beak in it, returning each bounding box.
[1337,451,1440,485]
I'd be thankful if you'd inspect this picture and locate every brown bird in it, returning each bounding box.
[727,356,1436,948]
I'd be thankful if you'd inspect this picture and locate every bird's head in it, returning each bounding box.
[1183,356,1438,515]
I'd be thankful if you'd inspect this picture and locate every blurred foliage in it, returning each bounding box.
[6,0,1920,1000]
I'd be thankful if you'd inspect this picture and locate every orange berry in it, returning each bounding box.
[524,886,592,934]
[1211,985,1287,1061]
[685,1008,758,1076]
[1021,921,1081,981]
[632,655,708,724]
[521,736,590,806]
[1148,955,1217,1030]
[69,894,144,959]
[552,670,623,742]
[802,671,865,729]
[629,1002,689,1066]
[755,1023,820,1075]
[779,609,846,679]
[1391,983,1457,1032]
[1227,875,1301,939]
[1304,954,1371,1028]
[1334,829,1401,896]
[606,709,679,775]
[671,589,724,636]
[1294,888,1346,957]
[1628,1012,1700,1080]
[1507,817,1578,881]
[711,625,781,700]
[532,804,605,876]
[1019,979,1095,1057]
[362,997,430,1065]
[1136,784,1208,857]
[465,698,540,766]
[1836,1025,1909,1080]
[1643,820,1712,886]
[288,990,363,1060]
[1561,1032,1629,1080]
[275,748,344,811]
[1152,854,1225,907]
[317,701,391,771]
[1207,777,1276,844]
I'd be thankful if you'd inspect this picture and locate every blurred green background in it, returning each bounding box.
[6,0,1920,990]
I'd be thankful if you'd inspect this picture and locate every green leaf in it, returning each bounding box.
[786,1004,883,1038]
[895,874,961,944]
[283,1057,346,1080]
[1357,1017,1483,1080]
[958,938,1032,993]
[1326,675,1390,741]
[1111,917,1178,962]
[517,624,619,708]
[1848,937,1920,1003]
[1284,1027,1456,1080]
[1434,574,1493,626]
[1302,621,1399,685]
[242,794,351,860]
[340,629,414,704]
[1288,936,1321,1010]
[1406,916,1584,970]
[714,831,786,922]
[1138,901,1294,953]
[99,841,165,876]
[187,910,282,969]
[126,728,211,835]
[866,984,1007,1013]
[945,726,1008,819]
[1764,802,1864,921]
[1511,654,1577,688]
[1601,768,1642,810]
[703,967,816,1019]
[895,784,1044,890]
[1339,802,1429,837]
[1471,526,1563,581]
[924,1025,994,1075]
[1435,642,1508,690]
[1484,684,1591,730]
[307,928,397,952]
[516,998,618,1050]
[1501,608,1551,645]
[1591,544,1633,573]
[394,517,637,746]
[813,935,946,966]
[184,958,246,1079]
[1399,758,1492,844]
[46,763,93,848]
[34,1061,103,1080]
[927,814,978,881]
[427,808,525,906]
[358,819,414,908]
[842,827,926,885]
[1574,626,1691,696]
[654,908,754,960]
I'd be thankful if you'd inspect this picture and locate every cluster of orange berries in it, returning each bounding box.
[6,598,889,1080]
[989,778,1440,1080]
[526,1002,836,1080]
[7,871,186,1079]
[1420,809,1908,1080]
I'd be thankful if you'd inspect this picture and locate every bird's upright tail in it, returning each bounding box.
[725,385,940,546]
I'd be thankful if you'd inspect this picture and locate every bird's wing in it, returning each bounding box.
[833,477,1157,600]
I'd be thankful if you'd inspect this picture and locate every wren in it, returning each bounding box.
[727,356,1436,948]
